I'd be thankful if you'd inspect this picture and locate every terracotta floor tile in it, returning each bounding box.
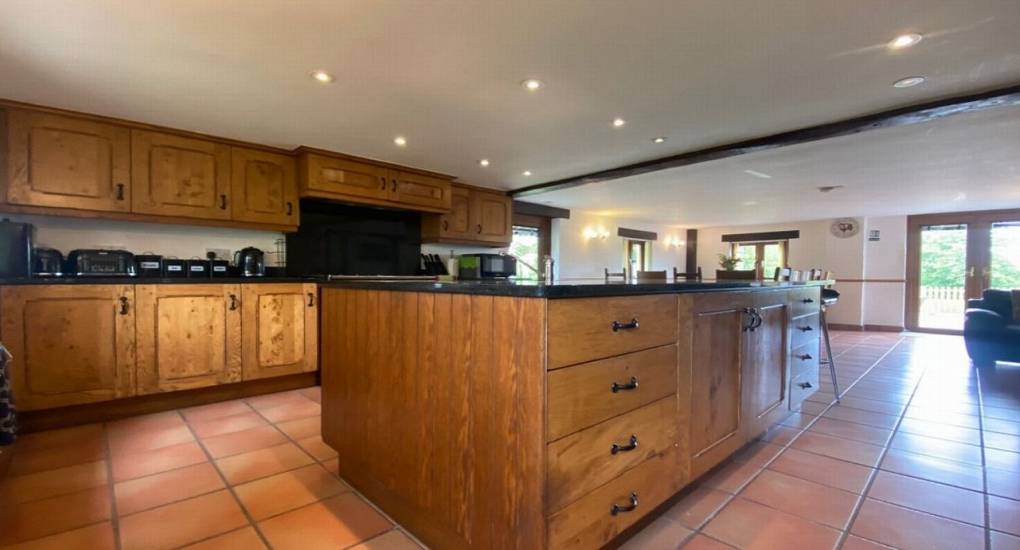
[180,526,267,549]
[0,487,111,545]
[778,412,816,430]
[731,441,784,467]
[114,462,225,515]
[821,406,900,429]
[347,530,422,550]
[680,534,736,549]
[107,411,185,439]
[757,425,802,446]
[790,431,885,467]
[896,417,982,446]
[768,447,874,494]
[851,498,984,550]
[117,490,248,550]
[989,495,1020,536]
[190,411,268,439]
[0,460,108,504]
[903,407,981,429]
[986,432,1020,453]
[699,459,762,494]
[299,386,322,403]
[111,440,208,482]
[109,424,195,456]
[879,448,984,491]
[258,492,392,550]
[619,515,693,549]
[216,442,315,485]
[985,417,1020,437]
[841,535,897,550]
[984,405,1020,422]
[181,399,254,424]
[888,432,983,466]
[323,457,340,475]
[740,469,859,529]
[808,417,893,446]
[8,436,106,476]
[987,448,1020,473]
[2,521,115,550]
[702,497,841,550]
[246,391,312,412]
[992,531,1020,550]
[234,463,348,520]
[867,470,984,526]
[259,399,321,423]
[201,425,288,459]
[14,423,104,454]
[798,400,830,416]
[987,467,1020,500]
[296,435,339,461]
[839,396,906,416]
[663,486,732,529]
[275,415,321,440]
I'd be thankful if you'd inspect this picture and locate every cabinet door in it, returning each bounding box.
[431,185,472,240]
[5,110,131,212]
[688,294,746,478]
[241,283,318,380]
[230,147,298,227]
[0,285,134,410]
[299,153,391,201]
[741,294,789,438]
[469,189,512,244]
[131,130,232,220]
[393,171,451,212]
[135,284,242,394]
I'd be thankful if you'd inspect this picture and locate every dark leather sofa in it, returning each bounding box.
[964,289,1020,366]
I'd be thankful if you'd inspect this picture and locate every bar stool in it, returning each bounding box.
[820,287,842,402]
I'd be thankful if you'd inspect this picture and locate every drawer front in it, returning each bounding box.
[547,345,677,441]
[790,312,820,350]
[548,450,678,550]
[789,366,821,410]
[548,295,678,369]
[789,287,822,318]
[547,397,677,513]
[790,340,821,381]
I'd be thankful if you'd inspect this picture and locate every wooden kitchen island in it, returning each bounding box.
[319,280,826,550]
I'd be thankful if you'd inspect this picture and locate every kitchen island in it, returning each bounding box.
[319,280,826,550]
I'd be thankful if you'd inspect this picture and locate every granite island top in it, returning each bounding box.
[320,278,832,298]
[0,276,318,285]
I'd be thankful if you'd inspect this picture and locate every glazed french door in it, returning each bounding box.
[907,209,1020,333]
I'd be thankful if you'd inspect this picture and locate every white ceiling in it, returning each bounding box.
[2,1,1019,225]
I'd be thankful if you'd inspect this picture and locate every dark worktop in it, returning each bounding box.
[319,278,831,298]
[0,276,317,285]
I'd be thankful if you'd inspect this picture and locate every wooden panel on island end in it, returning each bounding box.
[320,288,546,550]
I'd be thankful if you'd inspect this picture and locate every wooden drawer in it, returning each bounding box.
[548,450,678,550]
[789,366,821,411]
[789,287,822,318]
[790,341,820,381]
[547,345,677,441]
[547,397,677,513]
[548,295,678,369]
[790,312,820,350]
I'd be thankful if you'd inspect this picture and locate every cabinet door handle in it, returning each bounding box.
[610,493,639,516]
[476,224,483,234]
[391,178,397,192]
[797,353,813,361]
[119,296,129,315]
[802,298,815,304]
[798,325,813,332]
[379,176,387,189]
[611,376,639,393]
[442,220,449,231]
[219,194,228,210]
[307,292,315,307]
[743,308,761,332]
[611,435,639,455]
[797,381,814,389]
[611,318,640,332]
[286,202,293,216]
[229,294,239,310]
[115,183,125,201]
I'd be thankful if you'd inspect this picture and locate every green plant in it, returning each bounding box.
[717,253,742,271]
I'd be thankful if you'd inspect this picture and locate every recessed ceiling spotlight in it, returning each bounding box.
[888,33,923,50]
[893,76,926,88]
[310,70,334,83]
[393,136,407,147]
[742,200,759,207]
[743,169,773,179]
[611,118,626,128]
[479,159,490,167]
[652,137,667,144]
[521,79,544,91]
[817,185,845,193]
[522,170,533,177]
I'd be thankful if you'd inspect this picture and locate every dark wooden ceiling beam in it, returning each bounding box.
[509,83,1020,198]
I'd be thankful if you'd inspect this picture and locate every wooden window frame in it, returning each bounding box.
[729,240,788,279]
[511,212,552,260]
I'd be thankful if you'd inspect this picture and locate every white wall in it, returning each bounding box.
[554,211,688,279]
[7,214,286,265]
[862,216,907,327]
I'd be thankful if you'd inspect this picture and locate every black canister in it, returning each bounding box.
[136,254,163,277]
[186,259,210,278]
[161,257,187,278]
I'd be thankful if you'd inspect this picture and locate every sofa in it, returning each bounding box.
[964,289,1020,366]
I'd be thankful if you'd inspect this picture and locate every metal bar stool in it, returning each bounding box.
[820,287,842,402]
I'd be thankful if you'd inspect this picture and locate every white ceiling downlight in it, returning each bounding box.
[652,137,667,144]
[612,118,626,128]
[521,79,544,91]
[479,159,490,167]
[888,33,923,50]
[893,76,926,88]
[310,70,334,83]
[393,136,407,146]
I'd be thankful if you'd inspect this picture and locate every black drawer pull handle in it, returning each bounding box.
[611,435,639,455]
[307,292,315,307]
[797,354,813,361]
[442,220,449,231]
[286,202,293,216]
[798,325,813,332]
[119,297,129,315]
[611,377,639,393]
[391,178,398,192]
[379,176,387,189]
[115,183,125,200]
[611,318,640,332]
[802,298,815,304]
[797,381,814,389]
[611,493,638,516]
[219,194,228,210]
[229,294,239,310]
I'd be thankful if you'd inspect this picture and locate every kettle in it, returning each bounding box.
[233,247,266,277]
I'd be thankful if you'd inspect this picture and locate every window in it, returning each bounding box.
[627,240,649,273]
[730,241,787,279]
[509,225,541,280]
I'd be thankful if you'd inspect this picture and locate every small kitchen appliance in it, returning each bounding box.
[458,253,516,280]
[0,219,33,278]
[31,248,64,277]
[234,247,266,277]
[65,249,137,277]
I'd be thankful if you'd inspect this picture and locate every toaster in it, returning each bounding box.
[32,248,64,277]
[65,249,137,277]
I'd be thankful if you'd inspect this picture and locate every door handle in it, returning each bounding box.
[229,294,239,310]
[610,493,638,516]
[611,318,640,332]
[286,202,293,216]
[797,353,813,361]
[476,224,483,234]
[219,194,228,210]
[307,292,315,307]
[743,308,761,332]
[442,220,449,231]
[610,435,639,455]
[115,183,125,201]
[611,376,639,393]
[119,297,129,315]
[391,178,398,192]
[797,381,814,389]
[379,176,387,189]
[798,325,813,332]
[801,298,815,304]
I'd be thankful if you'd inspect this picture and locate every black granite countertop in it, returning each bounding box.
[319,278,831,298]
[0,276,318,285]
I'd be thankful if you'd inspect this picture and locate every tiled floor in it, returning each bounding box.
[1,331,1018,549]
[0,386,421,550]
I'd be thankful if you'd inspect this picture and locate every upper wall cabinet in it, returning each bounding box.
[393,170,451,211]
[422,184,512,246]
[4,109,132,212]
[231,147,298,226]
[131,130,232,221]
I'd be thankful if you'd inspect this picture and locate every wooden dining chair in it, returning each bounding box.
[673,266,703,281]
[774,267,792,281]
[605,267,627,282]
[636,270,667,282]
[716,269,757,280]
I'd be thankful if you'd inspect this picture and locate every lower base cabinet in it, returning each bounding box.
[241,283,318,380]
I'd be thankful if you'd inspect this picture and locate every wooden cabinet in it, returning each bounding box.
[240,283,318,380]
[135,284,242,394]
[231,147,298,227]
[741,292,789,437]
[393,170,451,211]
[131,130,232,221]
[422,184,512,246]
[4,109,131,212]
[0,285,135,410]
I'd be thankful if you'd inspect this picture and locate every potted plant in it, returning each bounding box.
[717,253,742,271]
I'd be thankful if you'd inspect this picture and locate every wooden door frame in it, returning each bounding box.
[511,212,552,260]
[905,208,1020,334]
[730,241,788,280]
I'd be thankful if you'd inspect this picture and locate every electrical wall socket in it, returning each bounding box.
[206,248,231,260]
